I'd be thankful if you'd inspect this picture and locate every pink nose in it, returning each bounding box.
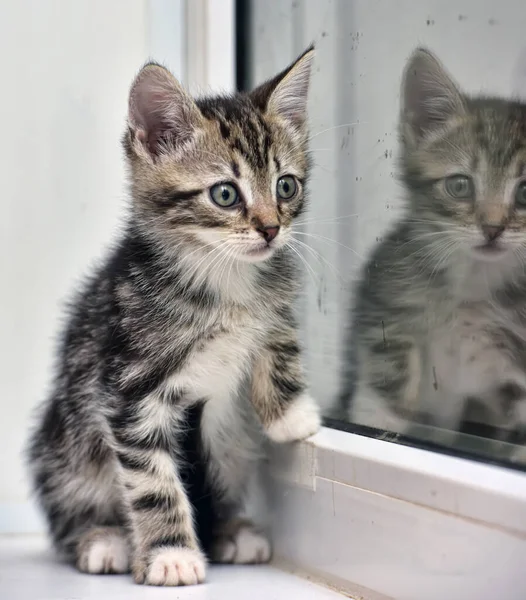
[482,224,505,242]
[257,225,280,243]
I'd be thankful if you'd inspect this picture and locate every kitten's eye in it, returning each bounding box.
[210,183,240,208]
[515,182,526,208]
[277,175,298,200]
[444,175,473,199]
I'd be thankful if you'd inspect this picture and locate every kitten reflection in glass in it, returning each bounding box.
[343,48,526,450]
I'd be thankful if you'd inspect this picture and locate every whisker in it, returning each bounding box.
[407,217,470,231]
[285,242,320,288]
[289,237,343,283]
[394,230,464,253]
[293,213,359,227]
[425,238,459,288]
[291,230,363,260]
[183,241,230,284]
[181,238,227,262]
[224,246,238,293]
[308,122,364,143]
[216,245,236,288]
[312,162,336,174]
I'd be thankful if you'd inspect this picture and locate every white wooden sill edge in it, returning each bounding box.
[270,426,526,535]
[269,427,526,600]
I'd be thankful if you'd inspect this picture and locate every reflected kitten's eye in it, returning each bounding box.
[210,183,240,208]
[515,182,526,208]
[444,175,473,199]
[277,175,298,200]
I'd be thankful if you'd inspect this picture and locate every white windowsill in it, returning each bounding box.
[4,427,526,599]
[295,426,526,532]
[269,426,526,600]
[1,535,347,600]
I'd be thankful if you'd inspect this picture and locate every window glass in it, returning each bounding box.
[246,0,526,468]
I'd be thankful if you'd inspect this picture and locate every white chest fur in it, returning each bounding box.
[168,309,264,403]
[427,306,522,395]
[422,255,526,427]
[165,308,267,498]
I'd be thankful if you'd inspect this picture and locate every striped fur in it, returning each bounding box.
[27,47,320,587]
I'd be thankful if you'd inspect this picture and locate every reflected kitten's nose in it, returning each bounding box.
[257,225,280,243]
[481,224,505,242]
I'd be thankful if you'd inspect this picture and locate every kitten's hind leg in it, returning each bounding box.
[28,417,128,572]
[210,519,271,565]
[77,526,130,574]
[200,396,272,565]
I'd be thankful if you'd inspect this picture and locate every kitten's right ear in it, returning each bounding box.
[401,48,465,142]
[128,63,203,158]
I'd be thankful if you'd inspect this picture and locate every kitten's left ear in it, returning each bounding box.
[251,45,315,130]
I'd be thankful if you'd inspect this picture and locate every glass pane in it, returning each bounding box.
[247,0,526,469]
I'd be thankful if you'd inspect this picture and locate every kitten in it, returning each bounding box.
[342,48,526,443]
[27,46,320,587]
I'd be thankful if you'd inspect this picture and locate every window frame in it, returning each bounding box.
[231,2,526,598]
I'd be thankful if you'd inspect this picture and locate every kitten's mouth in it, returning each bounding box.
[472,242,508,259]
[237,243,275,262]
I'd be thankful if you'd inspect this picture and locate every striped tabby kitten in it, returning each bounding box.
[28,47,320,587]
[344,48,526,441]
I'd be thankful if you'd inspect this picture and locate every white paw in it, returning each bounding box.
[145,547,206,586]
[265,393,321,443]
[212,525,271,564]
[78,534,129,574]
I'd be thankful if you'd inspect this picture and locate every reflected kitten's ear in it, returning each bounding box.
[128,63,203,157]
[401,48,465,142]
[250,45,315,130]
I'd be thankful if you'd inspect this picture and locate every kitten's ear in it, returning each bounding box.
[401,48,465,141]
[128,63,203,157]
[250,45,314,130]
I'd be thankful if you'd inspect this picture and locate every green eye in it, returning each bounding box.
[210,183,240,208]
[515,182,526,207]
[277,175,298,200]
[445,175,473,199]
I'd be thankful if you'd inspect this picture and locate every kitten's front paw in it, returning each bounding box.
[211,522,271,564]
[265,393,321,443]
[135,547,206,586]
[77,527,129,574]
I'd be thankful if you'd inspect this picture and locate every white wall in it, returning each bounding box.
[0,0,183,531]
[251,0,526,411]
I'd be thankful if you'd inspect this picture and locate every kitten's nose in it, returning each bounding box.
[482,224,505,242]
[257,225,280,243]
